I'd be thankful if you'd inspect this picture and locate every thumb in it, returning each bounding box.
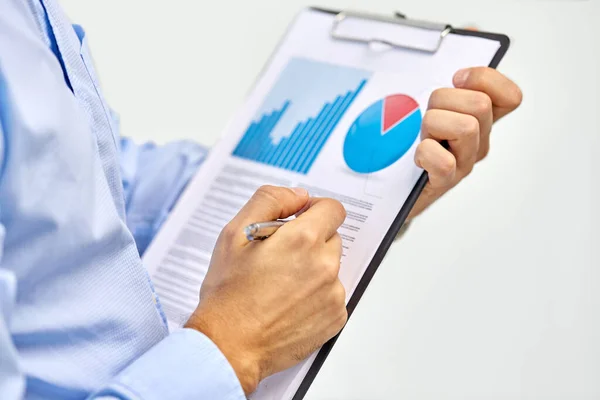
[228,185,309,244]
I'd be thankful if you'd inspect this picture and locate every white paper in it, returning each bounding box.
[142,8,502,400]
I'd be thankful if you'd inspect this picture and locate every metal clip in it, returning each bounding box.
[330,10,453,54]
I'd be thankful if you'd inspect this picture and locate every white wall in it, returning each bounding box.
[60,1,599,399]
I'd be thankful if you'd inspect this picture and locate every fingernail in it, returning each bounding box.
[453,68,470,88]
[291,187,308,197]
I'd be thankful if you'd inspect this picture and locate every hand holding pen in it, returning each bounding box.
[244,191,312,241]
[188,185,347,393]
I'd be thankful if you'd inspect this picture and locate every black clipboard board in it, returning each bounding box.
[289,7,511,400]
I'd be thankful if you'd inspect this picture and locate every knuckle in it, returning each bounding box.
[336,307,348,330]
[439,155,457,177]
[422,111,435,131]
[333,283,346,307]
[251,185,283,218]
[420,137,437,150]
[462,115,480,137]
[323,257,341,282]
[421,110,436,139]
[328,282,348,331]
[415,139,434,167]
[428,88,446,107]
[298,228,319,245]
[472,93,493,117]
[255,185,279,201]
[509,86,524,109]
[220,222,238,243]
[332,232,343,253]
[327,199,347,221]
[414,144,425,167]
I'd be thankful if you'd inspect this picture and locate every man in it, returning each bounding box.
[0,0,522,399]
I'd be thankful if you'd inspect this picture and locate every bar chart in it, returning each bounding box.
[232,58,371,174]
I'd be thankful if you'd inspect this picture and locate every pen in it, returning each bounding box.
[244,220,287,241]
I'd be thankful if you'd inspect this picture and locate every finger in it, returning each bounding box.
[428,88,493,160]
[415,139,457,188]
[228,186,309,243]
[421,109,480,175]
[329,279,347,313]
[286,198,346,242]
[322,233,343,281]
[329,280,348,331]
[453,67,523,121]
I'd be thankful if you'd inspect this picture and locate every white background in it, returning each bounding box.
[60,0,599,399]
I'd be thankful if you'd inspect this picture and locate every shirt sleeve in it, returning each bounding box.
[91,329,246,400]
[0,38,25,400]
[0,3,243,398]
[118,130,208,255]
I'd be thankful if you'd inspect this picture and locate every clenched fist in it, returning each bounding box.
[410,67,523,218]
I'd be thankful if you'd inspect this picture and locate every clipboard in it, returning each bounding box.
[142,6,511,400]
[289,7,511,400]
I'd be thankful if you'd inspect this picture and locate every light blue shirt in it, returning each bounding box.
[0,0,245,399]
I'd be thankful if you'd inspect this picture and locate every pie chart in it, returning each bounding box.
[343,94,422,173]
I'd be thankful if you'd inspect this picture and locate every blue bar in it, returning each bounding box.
[236,100,290,161]
[278,119,315,169]
[280,100,291,115]
[280,115,321,170]
[271,122,304,166]
[264,139,284,165]
[233,122,258,156]
[248,110,280,161]
[289,101,337,172]
[242,113,271,160]
[273,122,302,167]
[301,91,354,173]
[289,101,339,172]
[291,97,343,172]
[241,111,275,158]
[255,101,291,163]
[256,108,287,163]
[242,116,268,160]
[301,92,352,172]
[355,79,368,93]
[265,135,289,165]
[300,80,368,173]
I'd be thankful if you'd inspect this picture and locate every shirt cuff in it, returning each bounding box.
[100,329,246,400]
